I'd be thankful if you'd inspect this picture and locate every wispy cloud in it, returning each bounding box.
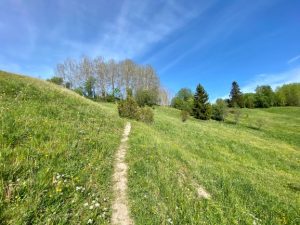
[1,0,211,77]
[61,0,210,60]
[156,0,279,73]
[287,54,300,64]
[242,67,300,93]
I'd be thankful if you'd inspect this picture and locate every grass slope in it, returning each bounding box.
[127,107,300,224]
[0,71,124,224]
[1,71,299,225]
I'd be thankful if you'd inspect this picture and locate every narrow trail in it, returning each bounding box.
[111,122,134,225]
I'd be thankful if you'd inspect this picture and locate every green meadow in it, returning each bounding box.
[1,72,299,224]
[127,106,300,224]
[0,71,124,224]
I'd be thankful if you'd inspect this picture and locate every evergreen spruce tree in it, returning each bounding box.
[230,81,243,107]
[193,84,212,120]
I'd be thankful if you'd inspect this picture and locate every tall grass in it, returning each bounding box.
[127,107,300,224]
[0,72,124,224]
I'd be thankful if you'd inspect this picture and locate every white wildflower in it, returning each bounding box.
[95,203,100,207]
[167,218,173,224]
[89,205,94,210]
[76,186,82,191]
[84,202,89,207]
[87,219,93,224]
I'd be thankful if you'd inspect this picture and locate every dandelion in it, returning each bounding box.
[87,219,93,224]
[56,187,62,193]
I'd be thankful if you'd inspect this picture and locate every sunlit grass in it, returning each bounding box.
[0,71,124,224]
[1,71,299,224]
[127,106,300,224]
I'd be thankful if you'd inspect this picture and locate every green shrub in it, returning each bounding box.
[117,97,140,119]
[212,99,227,121]
[47,76,64,85]
[243,93,256,108]
[181,110,189,122]
[118,97,154,124]
[171,88,194,113]
[138,107,154,123]
[255,85,275,108]
[135,89,158,107]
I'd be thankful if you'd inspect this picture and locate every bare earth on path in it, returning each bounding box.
[111,122,134,225]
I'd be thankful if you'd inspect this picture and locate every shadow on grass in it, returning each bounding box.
[224,120,263,131]
[245,125,262,131]
[224,120,237,125]
[287,183,300,192]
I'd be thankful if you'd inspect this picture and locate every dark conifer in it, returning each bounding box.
[193,84,211,120]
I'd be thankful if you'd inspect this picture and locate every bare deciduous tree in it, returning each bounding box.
[54,56,161,102]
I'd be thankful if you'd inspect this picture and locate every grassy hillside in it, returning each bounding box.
[0,71,124,224]
[1,71,299,225]
[126,107,300,224]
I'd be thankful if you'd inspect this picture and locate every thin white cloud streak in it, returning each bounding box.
[1,0,209,77]
[156,0,279,73]
[287,55,300,64]
[241,67,300,93]
[62,0,213,60]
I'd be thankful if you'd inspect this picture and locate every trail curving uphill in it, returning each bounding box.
[111,122,134,225]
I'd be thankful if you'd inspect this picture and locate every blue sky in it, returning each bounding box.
[0,0,300,101]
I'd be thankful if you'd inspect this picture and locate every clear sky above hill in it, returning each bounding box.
[0,0,299,100]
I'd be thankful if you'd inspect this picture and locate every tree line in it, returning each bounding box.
[171,81,300,122]
[48,56,170,105]
[226,82,300,108]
